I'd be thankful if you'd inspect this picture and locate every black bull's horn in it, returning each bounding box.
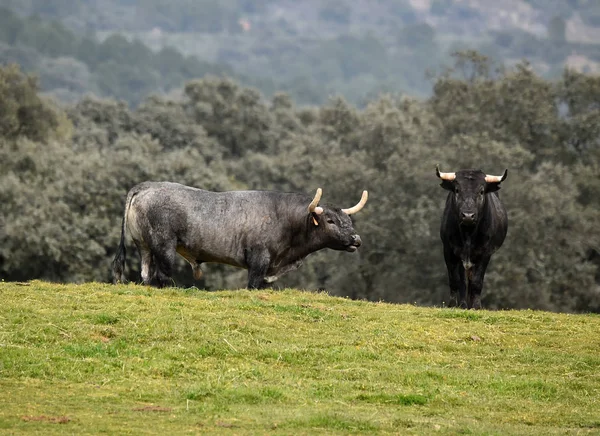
[308,188,369,216]
[436,165,507,183]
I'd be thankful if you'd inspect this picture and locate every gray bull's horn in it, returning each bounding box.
[436,164,456,181]
[308,188,323,214]
[342,191,368,215]
[485,169,508,183]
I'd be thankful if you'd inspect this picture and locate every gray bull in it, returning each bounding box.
[112,182,368,288]
[436,166,508,309]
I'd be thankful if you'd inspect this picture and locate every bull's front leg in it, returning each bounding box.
[444,247,466,308]
[245,247,271,289]
[468,257,490,310]
[457,266,468,309]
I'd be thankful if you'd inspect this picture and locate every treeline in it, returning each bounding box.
[1,52,599,313]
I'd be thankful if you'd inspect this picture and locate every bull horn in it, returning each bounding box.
[436,164,456,181]
[485,169,508,183]
[342,191,368,215]
[308,188,323,215]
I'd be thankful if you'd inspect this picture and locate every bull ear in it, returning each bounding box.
[485,183,501,193]
[440,180,454,191]
[310,207,323,226]
[310,212,321,226]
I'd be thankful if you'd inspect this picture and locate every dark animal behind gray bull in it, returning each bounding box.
[436,165,508,309]
[112,182,368,289]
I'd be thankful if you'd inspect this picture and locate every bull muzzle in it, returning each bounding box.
[346,234,362,252]
[460,211,476,226]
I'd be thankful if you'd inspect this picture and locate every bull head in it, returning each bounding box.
[436,165,508,226]
[308,188,368,226]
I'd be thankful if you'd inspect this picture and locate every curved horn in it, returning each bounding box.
[436,164,456,181]
[485,169,508,183]
[342,190,368,215]
[308,188,323,214]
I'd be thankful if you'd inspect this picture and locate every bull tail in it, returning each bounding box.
[111,188,137,283]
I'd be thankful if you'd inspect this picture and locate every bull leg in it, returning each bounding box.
[151,240,177,288]
[245,248,271,290]
[457,266,468,309]
[140,249,155,285]
[468,257,490,310]
[444,248,465,308]
[134,240,156,286]
[447,265,459,308]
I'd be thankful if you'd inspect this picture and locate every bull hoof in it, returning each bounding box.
[447,293,458,308]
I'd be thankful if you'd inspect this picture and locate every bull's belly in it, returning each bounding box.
[176,245,246,269]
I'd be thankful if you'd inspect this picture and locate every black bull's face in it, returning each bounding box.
[436,167,508,227]
[318,208,362,251]
[452,172,488,226]
[309,188,367,251]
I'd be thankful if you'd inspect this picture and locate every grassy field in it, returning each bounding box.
[0,281,599,435]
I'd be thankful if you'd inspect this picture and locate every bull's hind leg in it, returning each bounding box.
[134,241,156,286]
[150,238,177,288]
[140,249,155,285]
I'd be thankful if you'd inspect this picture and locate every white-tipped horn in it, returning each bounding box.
[308,188,323,214]
[342,190,368,215]
[485,169,508,183]
[436,164,456,181]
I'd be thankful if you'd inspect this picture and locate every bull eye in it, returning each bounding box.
[326,218,335,225]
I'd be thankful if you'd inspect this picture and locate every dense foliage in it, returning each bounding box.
[1,52,598,313]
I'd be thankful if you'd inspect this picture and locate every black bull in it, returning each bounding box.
[112,182,368,289]
[436,166,508,309]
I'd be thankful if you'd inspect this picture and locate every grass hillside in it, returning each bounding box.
[1,281,599,435]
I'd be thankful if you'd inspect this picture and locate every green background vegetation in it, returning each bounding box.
[0,281,599,434]
[0,1,599,312]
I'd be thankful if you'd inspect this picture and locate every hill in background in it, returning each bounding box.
[2,0,600,106]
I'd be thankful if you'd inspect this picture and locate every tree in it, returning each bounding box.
[0,64,61,142]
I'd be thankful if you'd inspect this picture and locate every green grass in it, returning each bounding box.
[0,281,599,435]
